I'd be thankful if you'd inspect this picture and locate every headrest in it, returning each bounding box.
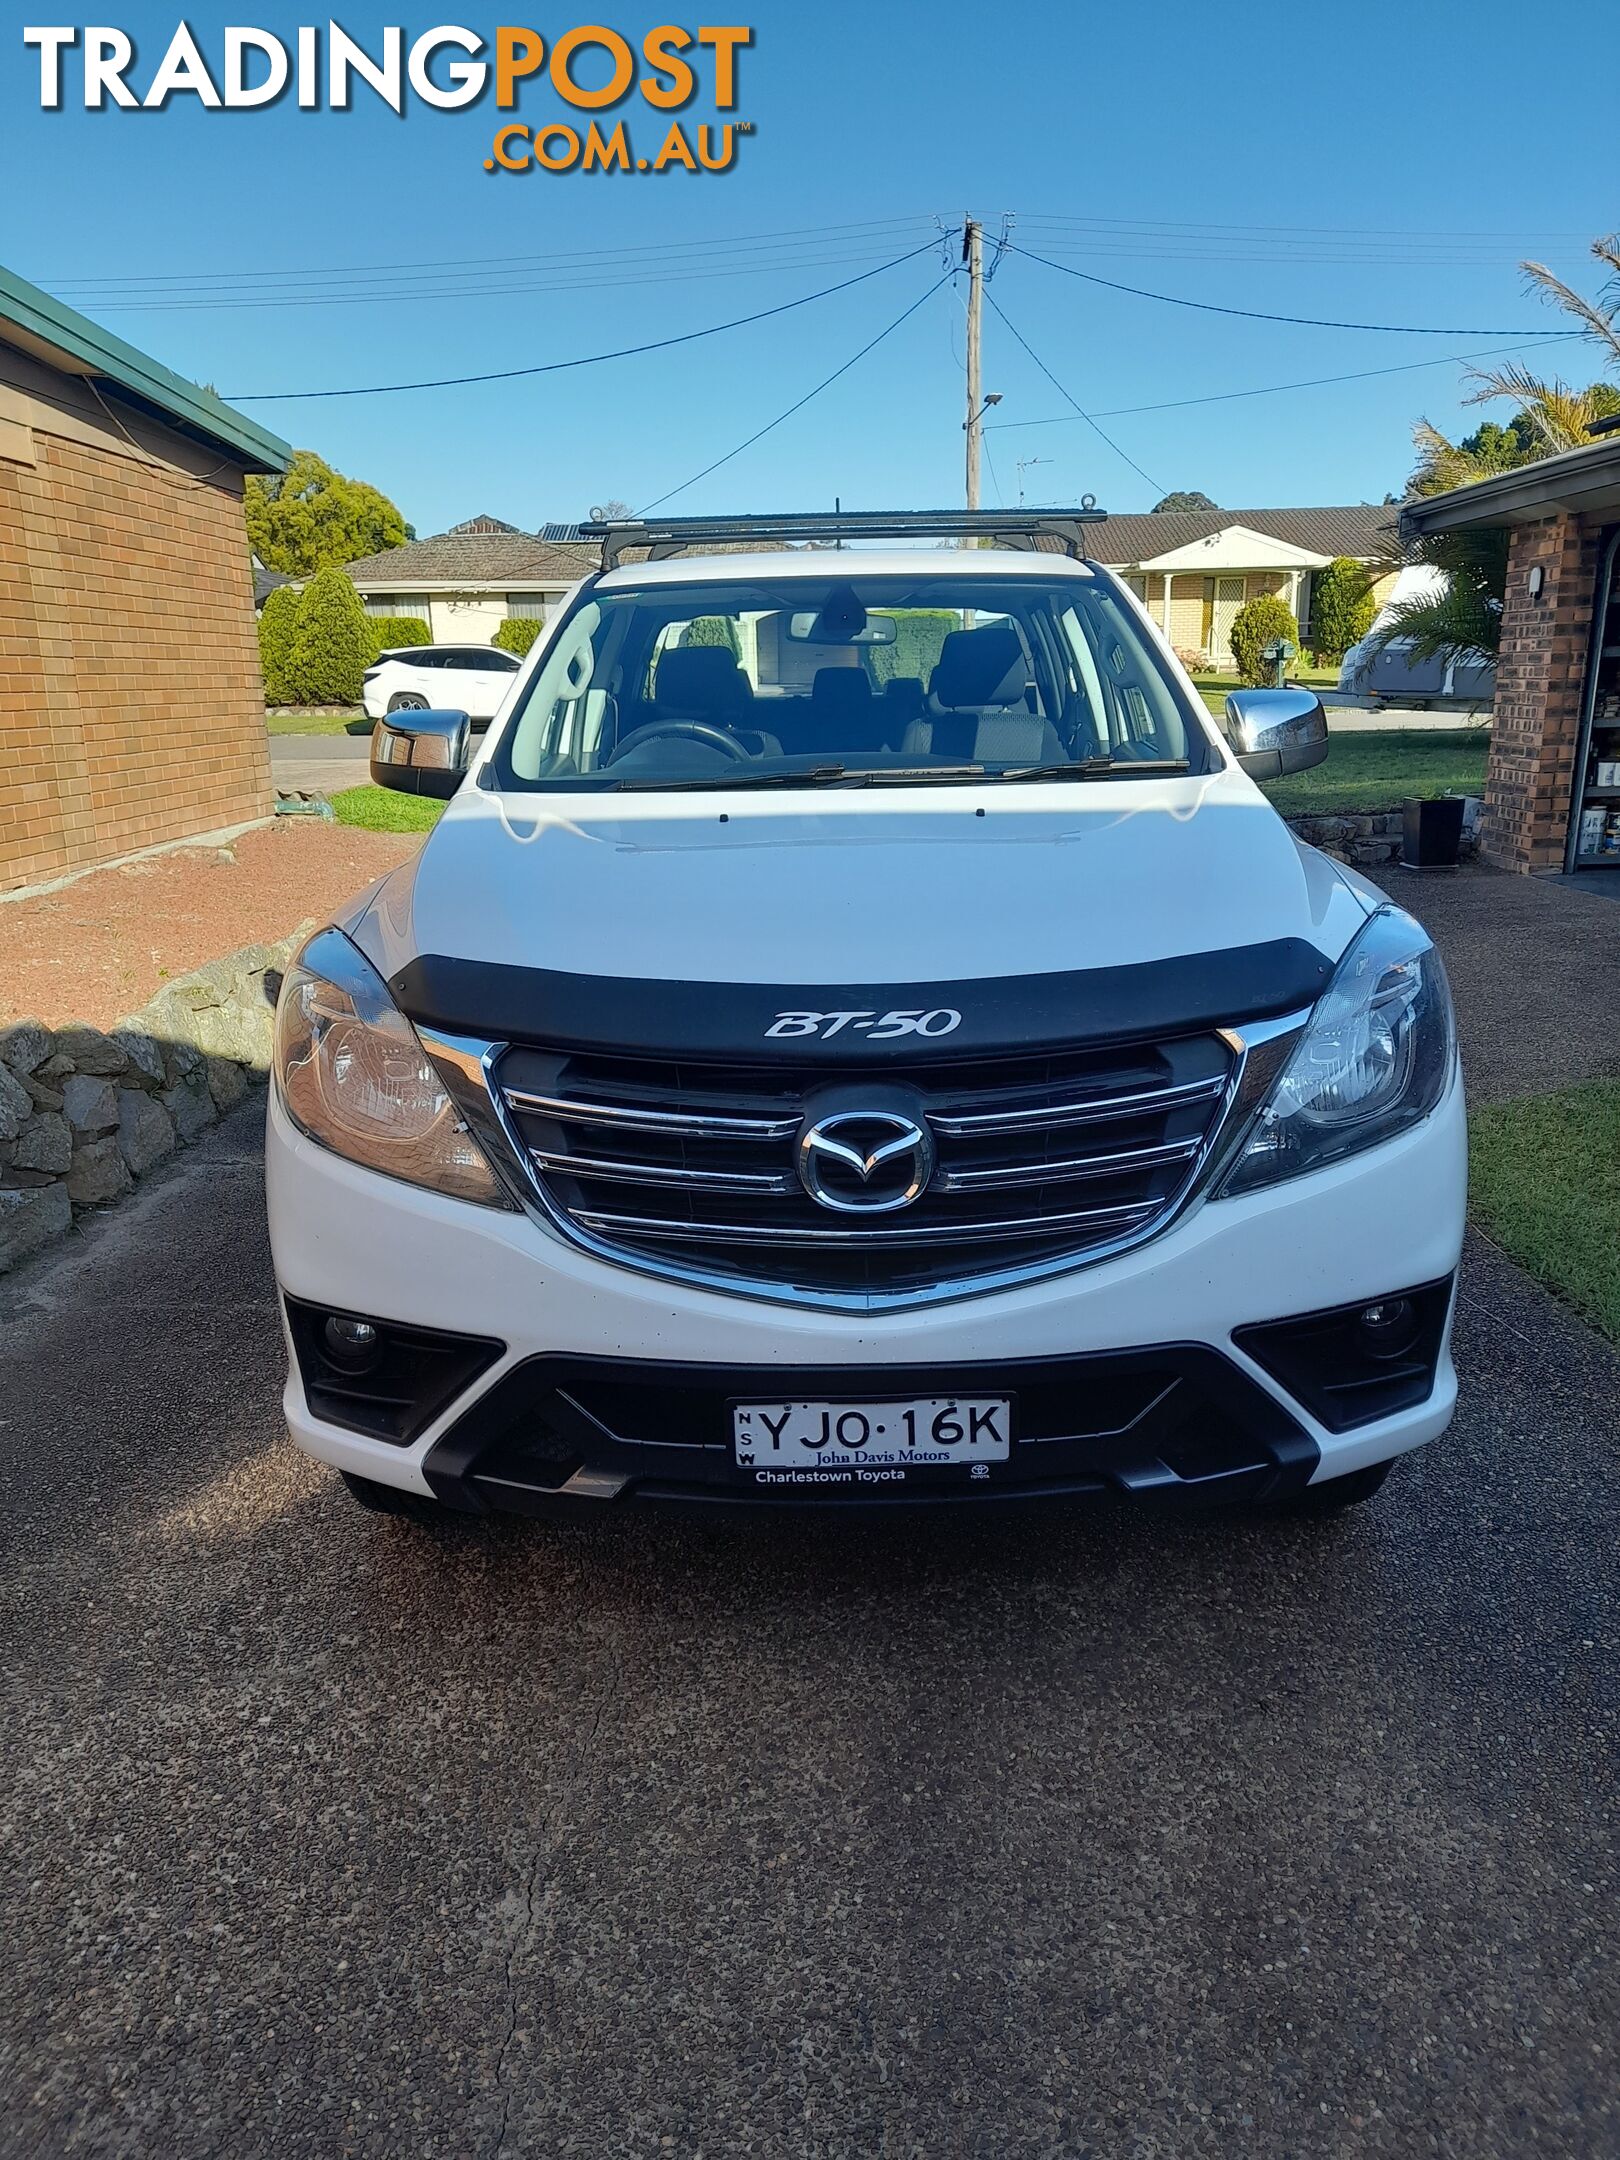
[810,666,873,711]
[657,644,750,715]
[929,625,1027,710]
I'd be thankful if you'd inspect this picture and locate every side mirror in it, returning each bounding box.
[1225,688,1329,781]
[369,710,470,798]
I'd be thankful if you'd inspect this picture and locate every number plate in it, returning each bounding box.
[732,1397,1011,1473]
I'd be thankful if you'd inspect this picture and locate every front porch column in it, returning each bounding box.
[1160,574,1173,637]
[1482,513,1602,872]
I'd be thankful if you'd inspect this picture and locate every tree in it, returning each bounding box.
[1309,557,1377,663]
[285,567,373,705]
[1229,595,1301,688]
[370,616,430,656]
[245,451,408,575]
[1152,490,1217,512]
[493,616,545,658]
[680,615,742,659]
[256,584,301,705]
[589,498,635,521]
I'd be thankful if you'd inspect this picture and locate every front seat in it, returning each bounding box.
[800,666,886,754]
[901,625,1064,764]
[654,644,754,727]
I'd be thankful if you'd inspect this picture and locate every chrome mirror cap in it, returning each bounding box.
[369,710,471,799]
[1225,689,1330,782]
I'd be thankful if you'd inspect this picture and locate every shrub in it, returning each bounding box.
[1309,557,1377,664]
[864,608,958,690]
[286,566,374,705]
[680,615,742,659]
[257,583,302,705]
[370,615,431,656]
[493,615,545,658]
[1229,594,1302,688]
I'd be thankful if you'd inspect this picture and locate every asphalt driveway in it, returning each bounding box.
[2,867,1618,2158]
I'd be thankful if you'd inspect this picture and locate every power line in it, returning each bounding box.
[985,333,1591,430]
[226,240,941,402]
[638,271,952,515]
[44,216,935,292]
[1009,243,1570,338]
[984,292,1166,497]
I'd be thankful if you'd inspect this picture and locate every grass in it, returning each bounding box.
[1469,1081,1620,1345]
[1190,667,1337,720]
[266,707,368,737]
[1257,729,1489,819]
[328,785,445,833]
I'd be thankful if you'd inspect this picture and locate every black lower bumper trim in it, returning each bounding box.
[421,1345,1318,1515]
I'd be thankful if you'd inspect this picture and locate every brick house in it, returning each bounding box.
[1090,505,1401,667]
[0,264,290,894]
[1400,435,1620,875]
[343,518,595,646]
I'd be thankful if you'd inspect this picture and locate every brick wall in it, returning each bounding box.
[0,424,271,894]
[1481,513,1602,872]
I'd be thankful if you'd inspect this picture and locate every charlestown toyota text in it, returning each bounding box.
[266,509,1464,1524]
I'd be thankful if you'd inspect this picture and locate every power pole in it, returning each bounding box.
[963,216,983,518]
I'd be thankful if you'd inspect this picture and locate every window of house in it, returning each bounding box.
[506,593,550,619]
[363,594,432,619]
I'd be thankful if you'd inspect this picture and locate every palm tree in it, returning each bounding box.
[1373,235,1620,662]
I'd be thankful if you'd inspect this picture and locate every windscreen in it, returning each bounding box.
[492,571,1212,791]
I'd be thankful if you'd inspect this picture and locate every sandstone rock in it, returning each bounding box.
[162,1071,217,1144]
[206,1056,249,1111]
[66,1135,133,1206]
[0,1061,31,1142]
[170,957,238,1012]
[62,1073,119,1136]
[110,1026,167,1087]
[0,1018,51,1075]
[0,1183,71,1270]
[53,1024,128,1076]
[189,998,274,1069]
[117,1089,177,1176]
[13,1111,71,1175]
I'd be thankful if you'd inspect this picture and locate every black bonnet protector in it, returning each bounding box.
[388,939,1333,1060]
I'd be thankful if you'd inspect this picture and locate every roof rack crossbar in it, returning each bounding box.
[572,506,1108,572]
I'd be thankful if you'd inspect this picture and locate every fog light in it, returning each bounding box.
[322,1315,381,1372]
[1356,1299,1418,1361]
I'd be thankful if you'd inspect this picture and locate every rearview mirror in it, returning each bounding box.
[1224,689,1329,781]
[369,710,470,799]
[784,609,898,645]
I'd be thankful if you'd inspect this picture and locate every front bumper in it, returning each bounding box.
[266,1071,1466,1512]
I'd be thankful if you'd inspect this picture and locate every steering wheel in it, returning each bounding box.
[605,719,750,766]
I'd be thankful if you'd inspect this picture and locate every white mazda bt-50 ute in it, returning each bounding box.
[266,509,1464,1524]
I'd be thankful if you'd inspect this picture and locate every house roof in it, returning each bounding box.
[0,261,290,474]
[1399,437,1620,537]
[252,560,294,607]
[343,528,596,585]
[1084,504,1399,568]
[448,513,524,535]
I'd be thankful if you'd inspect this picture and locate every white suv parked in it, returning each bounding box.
[362,641,523,727]
[268,511,1464,1526]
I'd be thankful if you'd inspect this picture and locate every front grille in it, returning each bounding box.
[493,1030,1236,1306]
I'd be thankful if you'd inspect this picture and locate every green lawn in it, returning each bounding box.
[266,707,368,737]
[1258,729,1489,818]
[1469,1081,1620,1346]
[328,785,445,833]
[1190,668,1337,720]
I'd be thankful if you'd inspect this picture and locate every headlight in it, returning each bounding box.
[273,927,506,1207]
[1220,906,1455,1197]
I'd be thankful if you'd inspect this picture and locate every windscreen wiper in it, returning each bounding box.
[998,758,1191,780]
[608,765,856,792]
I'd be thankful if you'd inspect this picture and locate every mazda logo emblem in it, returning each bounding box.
[796,1108,936,1214]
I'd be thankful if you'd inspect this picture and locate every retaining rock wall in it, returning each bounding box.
[0,923,313,1273]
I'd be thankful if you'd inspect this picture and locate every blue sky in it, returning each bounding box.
[1,0,1616,536]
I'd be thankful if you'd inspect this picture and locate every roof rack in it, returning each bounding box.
[573,505,1108,572]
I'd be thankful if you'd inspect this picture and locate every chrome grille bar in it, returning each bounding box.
[528,1149,796,1195]
[503,1089,798,1141]
[929,1074,1226,1137]
[571,1199,1159,1248]
[937,1136,1201,1192]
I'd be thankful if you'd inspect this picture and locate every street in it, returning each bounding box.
[3,1082,1617,2156]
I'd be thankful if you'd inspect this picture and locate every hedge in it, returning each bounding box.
[680,615,743,659]
[864,609,958,690]
[285,566,375,706]
[370,615,431,654]
[257,584,301,705]
[1309,557,1376,664]
[493,615,545,658]
[1229,594,1303,688]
